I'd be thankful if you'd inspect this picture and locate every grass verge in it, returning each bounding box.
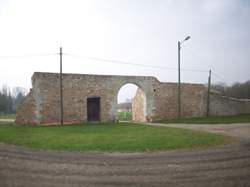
[0,114,16,120]
[154,114,250,124]
[117,111,132,121]
[0,123,233,152]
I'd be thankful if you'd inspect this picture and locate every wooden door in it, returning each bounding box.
[87,97,100,122]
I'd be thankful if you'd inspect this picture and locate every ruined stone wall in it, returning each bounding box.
[132,88,146,122]
[16,72,156,124]
[15,91,38,124]
[17,72,249,125]
[151,82,178,120]
[209,93,250,116]
[27,73,122,124]
[153,82,207,120]
[181,83,207,117]
[133,82,207,121]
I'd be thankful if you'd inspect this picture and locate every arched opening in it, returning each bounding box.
[117,83,146,122]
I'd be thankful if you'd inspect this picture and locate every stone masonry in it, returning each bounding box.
[133,81,207,121]
[16,72,155,124]
[209,92,250,116]
[16,72,250,124]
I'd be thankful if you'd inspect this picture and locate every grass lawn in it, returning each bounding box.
[154,114,250,124]
[117,111,132,121]
[0,123,233,152]
[0,114,15,120]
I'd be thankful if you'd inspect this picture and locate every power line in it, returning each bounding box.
[184,47,214,70]
[0,53,57,58]
[0,50,236,85]
[183,48,233,84]
[212,71,230,84]
[0,51,209,73]
[64,53,209,73]
[0,49,224,79]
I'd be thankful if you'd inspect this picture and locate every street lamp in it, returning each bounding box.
[178,36,191,118]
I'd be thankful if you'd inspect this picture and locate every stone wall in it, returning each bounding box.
[209,93,250,116]
[16,72,156,124]
[132,88,146,122]
[16,72,250,125]
[15,90,38,124]
[133,81,207,121]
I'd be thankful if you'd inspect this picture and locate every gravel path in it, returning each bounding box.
[145,123,250,139]
[0,123,250,187]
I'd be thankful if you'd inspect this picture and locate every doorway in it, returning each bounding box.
[87,97,100,122]
[117,83,146,122]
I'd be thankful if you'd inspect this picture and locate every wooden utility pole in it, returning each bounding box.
[60,47,64,125]
[206,69,211,117]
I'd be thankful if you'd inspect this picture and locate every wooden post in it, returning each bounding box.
[206,69,211,117]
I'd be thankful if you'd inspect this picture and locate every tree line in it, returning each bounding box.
[0,86,26,114]
[211,80,250,99]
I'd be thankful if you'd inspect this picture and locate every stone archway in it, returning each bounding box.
[109,76,155,123]
[116,83,147,122]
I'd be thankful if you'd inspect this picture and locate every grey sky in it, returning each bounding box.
[0,0,250,102]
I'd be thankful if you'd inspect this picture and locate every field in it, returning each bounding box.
[155,114,250,124]
[0,123,233,152]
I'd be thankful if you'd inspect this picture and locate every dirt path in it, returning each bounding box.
[145,123,250,139]
[0,124,250,187]
[0,119,14,123]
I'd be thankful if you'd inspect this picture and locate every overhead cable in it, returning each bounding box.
[0,53,57,58]
[64,53,208,73]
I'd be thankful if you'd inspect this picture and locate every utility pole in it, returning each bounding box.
[60,47,64,125]
[177,36,190,118]
[178,41,181,118]
[206,69,211,117]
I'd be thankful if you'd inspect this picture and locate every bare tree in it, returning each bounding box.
[0,85,27,114]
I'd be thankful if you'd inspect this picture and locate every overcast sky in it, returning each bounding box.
[0,0,250,102]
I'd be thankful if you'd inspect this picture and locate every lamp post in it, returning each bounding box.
[60,47,63,126]
[178,36,190,118]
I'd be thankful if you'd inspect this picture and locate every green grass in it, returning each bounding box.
[117,111,132,121]
[0,123,233,152]
[0,114,15,119]
[155,114,250,124]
